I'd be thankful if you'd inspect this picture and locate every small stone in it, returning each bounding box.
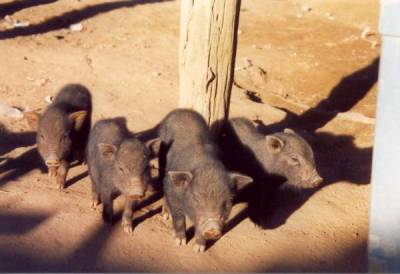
[371,40,380,48]
[13,21,30,28]
[361,26,374,39]
[243,58,253,67]
[35,78,50,87]
[301,6,312,12]
[45,95,54,104]
[152,71,161,76]
[263,43,272,49]
[4,15,13,23]
[238,29,243,35]
[0,103,23,119]
[69,23,83,32]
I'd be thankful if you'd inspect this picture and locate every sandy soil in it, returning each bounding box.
[0,0,379,272]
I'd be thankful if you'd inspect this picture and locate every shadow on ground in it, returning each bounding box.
[220,57,378,232]
[0,0,58,19]
[0,0,172,40]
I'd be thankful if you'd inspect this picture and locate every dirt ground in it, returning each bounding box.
[0,0,379,272]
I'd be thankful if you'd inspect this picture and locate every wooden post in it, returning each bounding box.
[179,0,241,134]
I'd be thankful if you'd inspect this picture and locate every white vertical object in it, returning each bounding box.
[369,0,400,272]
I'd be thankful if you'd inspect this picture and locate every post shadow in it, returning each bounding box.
[0,222,119,272]
[64,170,89,189]
[0,147,46,188]
[0,122,36,157]
[0,0,172,40]
[0,0,59,19]
[0,211,52,235]
[256,57,380,134]
[217,57,378,230]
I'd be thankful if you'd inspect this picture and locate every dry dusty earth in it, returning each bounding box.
[0,0,379,272]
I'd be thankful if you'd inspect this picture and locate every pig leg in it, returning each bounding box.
[171,212,186,246]
[101,193,114,223]
[122,198,136,235]
[76,149,86,165]
[56,160,69,190]
[193,228,206,253]
[90,187,101,210]
[161,198,171,220]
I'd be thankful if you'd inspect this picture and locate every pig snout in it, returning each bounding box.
[128,181,146,200]
[304,170,323,188]
[202,219,222,240]
[45,154,60,167]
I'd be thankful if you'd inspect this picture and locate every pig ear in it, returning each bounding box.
[229,172,253,192]
[98,143,117,160]
[284,128,295,134]
[168,171,193,189]
[24,111,41,130]
[69,110,88,131]
[145,138,161,157]
[265,135,284,154]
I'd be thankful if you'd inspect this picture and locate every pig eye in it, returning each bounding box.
[60,133,68,142]
[289,156,300,165]
[119,167,124,172]
[39,134,45,139]
[223,201,231,210]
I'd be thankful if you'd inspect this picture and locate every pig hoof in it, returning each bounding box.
[48,167,58,177]
[161,212,170,221]
[122,220,133,235]
[251,222,261,230]
[57,184,64,191]
[174,237,187,246]
[193,243,206,253]
[90,201,100,210]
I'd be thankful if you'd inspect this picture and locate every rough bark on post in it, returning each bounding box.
[179,0,241,134]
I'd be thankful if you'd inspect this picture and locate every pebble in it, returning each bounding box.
[45,96,54,103]
[361,26,374,39]
[69,23,83,32]
[13,21,30,28]
[0,103,23,118]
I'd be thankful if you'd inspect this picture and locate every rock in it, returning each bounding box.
[371,40,381,48]
[35,78,50,87]
[326,13,334,20]
[361,26,375,39]
[301,6,312,12]
[0,103,23,118]
[234,64,268,92]
[69,23,83,32]
[13,21,30,28]
[4,15,13,23]
[45,96,54,104]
